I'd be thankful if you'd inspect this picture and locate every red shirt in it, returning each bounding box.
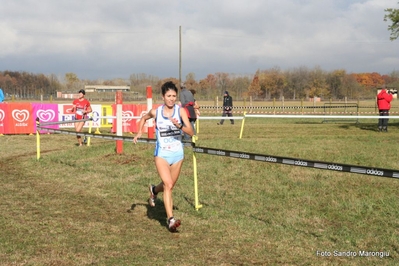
[377,89,392,110]
[72,98,91,119]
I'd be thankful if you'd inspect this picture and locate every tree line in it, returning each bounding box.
[1,68,399,102]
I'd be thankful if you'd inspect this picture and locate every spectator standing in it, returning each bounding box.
[0,88,4,103]
[377,86,393,132]
[179,83,196,139]
[218,91,234,125]
[189,89,200,124]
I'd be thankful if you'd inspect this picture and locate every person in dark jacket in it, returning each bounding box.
[377,86,393,132]
[218,91,234,125]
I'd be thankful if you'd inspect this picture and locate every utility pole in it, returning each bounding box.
[179,26,182,85]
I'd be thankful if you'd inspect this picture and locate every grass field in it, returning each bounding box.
[1,109,399,265]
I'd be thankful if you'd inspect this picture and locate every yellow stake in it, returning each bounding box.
[192,135,202,210]
[36,120,41,160]
[87,115,93,146]
[239,111,247,139]
[195,118,199,134]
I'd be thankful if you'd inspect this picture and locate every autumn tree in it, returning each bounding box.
[64,72,82,92]
[384,2,399,40]
[129,73,159,87]
[48,74,64,96]
[351,72,385,98]
[326,69,347,99]
[229,75,251,101]
[256,67,286,100]
[185,72,196,87]
[284,66,310,100]
[215,72,231,97]
[0,71,60,99]
[305,67,329,99]
[184,72,199,93]
[246,75,261,99]
[0,73,17,96]
[386,70,399,88]
[345,74,364,99]
[129,73,160,97]
[101,78,129,86]
[198,74,217,100]
[157,77,179,90]
[14,71,32,97]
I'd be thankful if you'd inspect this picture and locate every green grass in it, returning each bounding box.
[1,116,399,265]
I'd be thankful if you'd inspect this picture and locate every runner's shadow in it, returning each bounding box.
[128,202,179,228]
[341,122,399,132]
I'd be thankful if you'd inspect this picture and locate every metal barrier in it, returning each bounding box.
[322,103,359,123]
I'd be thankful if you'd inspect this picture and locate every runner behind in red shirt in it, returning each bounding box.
[70,89,92,146]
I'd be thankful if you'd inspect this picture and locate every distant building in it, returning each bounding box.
[57,85,135,99]
[84,85,131,92]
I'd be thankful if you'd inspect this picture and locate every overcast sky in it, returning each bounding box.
[1,0,398,81]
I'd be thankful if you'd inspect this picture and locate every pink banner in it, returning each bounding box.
[32,103,59,133]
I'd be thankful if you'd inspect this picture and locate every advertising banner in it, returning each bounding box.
[100,105,113,129]
[111,104,138,133]
[58,104,101,129]
[32,103,59,133]
[89,104,102,128]
[134,104,161,134]
[0,103,158,135]
[4,103,35,134]
[58,104,76,128]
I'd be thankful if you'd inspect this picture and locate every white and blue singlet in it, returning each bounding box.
[154,104,184,165]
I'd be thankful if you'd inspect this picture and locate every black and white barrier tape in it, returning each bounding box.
[192,146,399,180]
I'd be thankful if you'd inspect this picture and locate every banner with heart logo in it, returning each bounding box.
[111,104,138,133]
[133,104,161,134]
[32,103,59,133]
[5,103,35,134]
[0,103,161,135]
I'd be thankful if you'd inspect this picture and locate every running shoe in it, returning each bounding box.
[83,136,87,144]
[148,184,157,207]
[167,217,181,232]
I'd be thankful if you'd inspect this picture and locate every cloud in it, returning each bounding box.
[0,0,398,80]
